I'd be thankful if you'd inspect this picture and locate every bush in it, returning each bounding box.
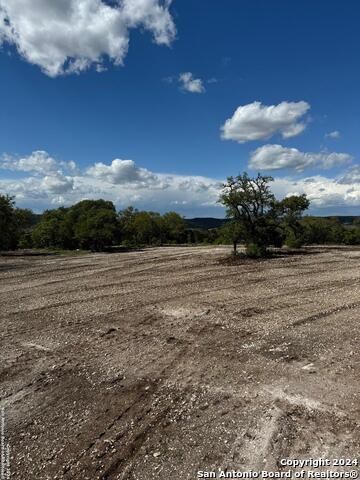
[284,230,303,249]
[245,243,267,258]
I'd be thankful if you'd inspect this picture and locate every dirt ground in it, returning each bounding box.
[0,246,359,479]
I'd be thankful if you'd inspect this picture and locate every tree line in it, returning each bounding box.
[2,173,360,254]
[0,195,187,251]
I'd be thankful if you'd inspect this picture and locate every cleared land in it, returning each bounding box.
[0,246,359,479]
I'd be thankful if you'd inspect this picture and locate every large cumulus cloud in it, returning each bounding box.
[221,101,310,143]
[0,0,176,76]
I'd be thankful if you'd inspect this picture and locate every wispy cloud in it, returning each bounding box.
[178,72,205,93]
[325,130,341,139]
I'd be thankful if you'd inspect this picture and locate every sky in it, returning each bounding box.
[0,0,360,217]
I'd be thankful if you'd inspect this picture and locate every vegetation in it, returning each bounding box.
[0,195,18,251]
[2,186,360,253]
[278,194,311,249]
[31,202,186,251]
[219,173,310,256]
[0,194,38,250]
[217,220,244,255]
[118,207,186,247]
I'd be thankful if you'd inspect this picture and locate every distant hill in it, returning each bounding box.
[325,216,357,225]
[185,215,359,230]
[185,218,228,229]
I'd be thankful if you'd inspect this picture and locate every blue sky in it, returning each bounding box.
[0,0,359,216]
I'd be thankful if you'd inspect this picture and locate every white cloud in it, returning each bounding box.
[86,159,159,187]
[2,150,360,215]
[325,130,341,139]
[273,175,360,209]
[0,177,47,200]
[1,150,58,174]
[0,0,176,77]
[221,101,310,143]
[76,170,221,213]
[338,166,360,184]
[41,173,74,194]
[179,72,205,93]
[249,144,353,171]
[0,150,75,196]
[0,151,221,213]
[1,150,76,175]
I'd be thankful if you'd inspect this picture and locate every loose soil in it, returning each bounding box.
[0,246,359,479]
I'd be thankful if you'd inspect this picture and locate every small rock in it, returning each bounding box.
[302,363,316,373]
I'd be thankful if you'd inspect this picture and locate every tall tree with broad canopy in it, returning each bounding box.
[67,200,119,251]
[219,173,309,256]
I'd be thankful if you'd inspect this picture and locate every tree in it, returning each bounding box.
[131,211,161,245]
[161,212,186,243]
[219,221,244,255]
[277,194,310,248]
[219,173,278,256]
[15,208,38,248]
[118,206,138,245]
[0,194,18,250]
[32,200,120,251]
[68,200,119,250]
[73,208,119,251]
[301,217,345,245]
[219,173,310,256]
[32,207,71,248]
[118,208,186,246]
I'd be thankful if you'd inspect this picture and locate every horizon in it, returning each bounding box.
[1,1,360,217]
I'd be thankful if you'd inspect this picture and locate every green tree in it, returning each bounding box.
[277,194,310,248]
[132,211,162,245]
[343,227,360,245]
[32,207,71,248]
[118,206,138,246]
[73,208,119,251]
[219,173,278,256]
[219,221,244,255]
[219,173,310,256]
[68,200,119,250]
[0,194,18,250]
[15,208,38,248]
[32,200,119,251]
[301,217,344,245]
[161,211,186,243]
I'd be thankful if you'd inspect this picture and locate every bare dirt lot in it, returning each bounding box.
[1,246,359,479]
